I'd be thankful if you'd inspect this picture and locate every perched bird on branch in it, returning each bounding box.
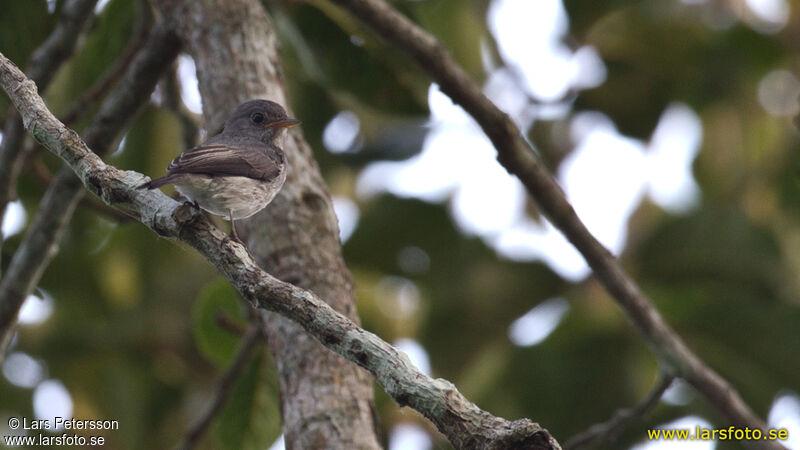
[140,99,300,241]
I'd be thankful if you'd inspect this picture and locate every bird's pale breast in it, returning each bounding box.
[174,173,285,220]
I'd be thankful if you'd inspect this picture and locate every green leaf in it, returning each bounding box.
[214,351,282,450]
[192,280,247,367]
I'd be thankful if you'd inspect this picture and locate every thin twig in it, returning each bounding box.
[180,323,262,450]
[564,374,674,450]
[60,0,154,126]
[0,51,560,449]
[325,1,782,448]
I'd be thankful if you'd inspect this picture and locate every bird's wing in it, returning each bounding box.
[167,143,281,181]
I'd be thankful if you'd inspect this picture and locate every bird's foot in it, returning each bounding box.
[222,232,245,247]
[182,199,201,210]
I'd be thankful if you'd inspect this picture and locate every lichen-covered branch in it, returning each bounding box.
[0,24,181,359]
[0,0,98,251]
[325,1,781,447]
[0,51,560,450]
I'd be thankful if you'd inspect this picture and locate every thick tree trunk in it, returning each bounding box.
[157,1,381,448]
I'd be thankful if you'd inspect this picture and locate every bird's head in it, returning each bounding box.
[224,99,300,145]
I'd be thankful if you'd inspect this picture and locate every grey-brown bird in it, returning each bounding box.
[140,99,299,241]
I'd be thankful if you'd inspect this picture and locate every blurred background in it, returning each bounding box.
[1,0,799,449]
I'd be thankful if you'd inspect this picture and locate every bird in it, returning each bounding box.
[139,99,300,242]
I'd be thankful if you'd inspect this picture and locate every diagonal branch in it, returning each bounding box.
[0,24,181,360]
[564,373,674,450]
[0,0,98,249]
[60,0,154,127]
[0,51,561,450]
[325,1,781,448]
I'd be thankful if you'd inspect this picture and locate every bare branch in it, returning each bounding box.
[180,323,262,450]
[0,51,560,450]
[564,374,674,450]
[325,1,781,447]
[29,156,133,223]
[60,0,154,126]
[0,0,98,243]
[0,24,181,360]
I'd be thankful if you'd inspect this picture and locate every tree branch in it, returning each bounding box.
[0,0,98,252]
[325,1,781,447]
[0,51,560,450]
[564,374,674,450]
[60,0,153,127]
[0,24,181,360]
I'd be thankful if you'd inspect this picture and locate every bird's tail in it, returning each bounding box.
[137,174,181,190]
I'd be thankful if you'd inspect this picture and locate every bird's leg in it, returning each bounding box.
[228,209,243,244]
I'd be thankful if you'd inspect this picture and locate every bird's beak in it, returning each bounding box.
[265,118,301,128]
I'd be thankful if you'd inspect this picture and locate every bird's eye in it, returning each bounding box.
[251,113,265,124]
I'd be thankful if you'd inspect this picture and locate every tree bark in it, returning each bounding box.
[155,1,381,448]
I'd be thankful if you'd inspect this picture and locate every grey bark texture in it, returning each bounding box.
[0,49,560,449]
[153,1,381,448]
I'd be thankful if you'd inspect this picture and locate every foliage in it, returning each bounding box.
[1,0,798,448]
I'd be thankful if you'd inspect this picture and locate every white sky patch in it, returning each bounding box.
[493,219,589,280]
[94,0,111,13]
[356,0,702,281]
[323,111,361,153]
[661,378,694,406]
[389,423,433,450]
[646,104,702,213]
[744,0,790,31]
[18,294,54,325]
[559,119,649,254]
[33,380,73,429]
[758,70,800,116]
[177,55,202,114]
[488,0,573,101]
[332,196,360,242]
[394,338,431,376]
[768,392,800,449]
[359,83,702,280]
[111,133,128,157]
[268,434,285,450]
[571,46,607,90]
[631,416,715,450]
[2,352,45,388]
[508,298,569,346]
[2,200,27,239]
